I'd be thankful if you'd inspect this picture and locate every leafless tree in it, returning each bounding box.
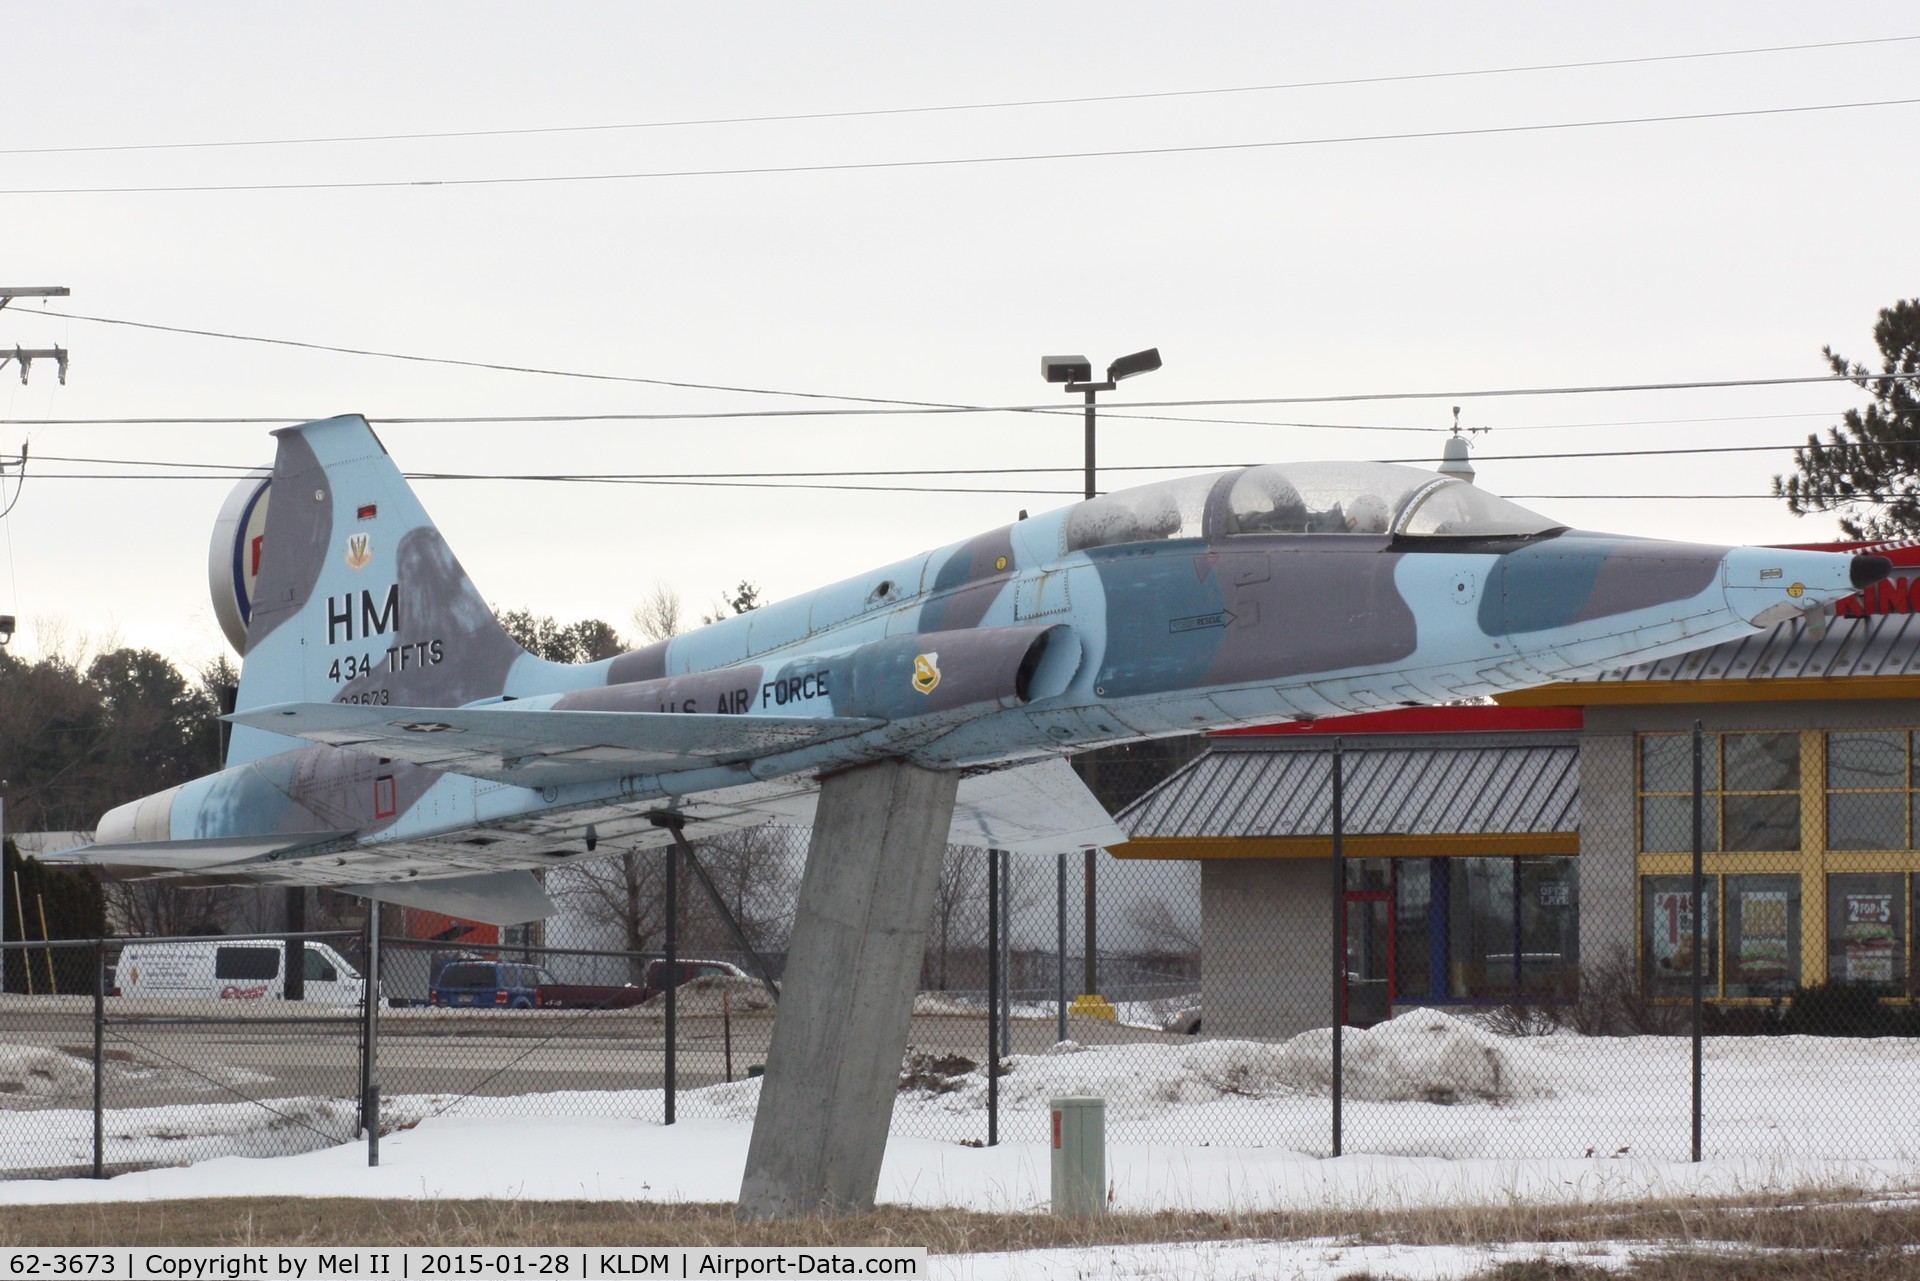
[928,846,990,990]
[630,582,685,644]
[683,824,803,955]
[107,880,241,937]
[1130,895,1201,960]
[546,825,805,983]
[549,850,665,983]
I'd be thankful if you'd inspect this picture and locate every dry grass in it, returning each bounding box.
[0,1187,1916,1279]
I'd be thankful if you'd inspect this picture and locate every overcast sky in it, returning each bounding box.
[3,2,1917,672]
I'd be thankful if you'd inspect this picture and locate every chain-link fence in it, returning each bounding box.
[0,934,364,1180]
[1083,723,1920,1164]
[6,723,1919,1181]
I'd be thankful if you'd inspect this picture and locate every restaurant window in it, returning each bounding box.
[1723,875,1800,998]
[1443,856,1579,1000]
[1827,873,1907,992]
[1643,875,1717,997]
[1827,731,1915,851]
[1639,732,1800,853]
[1517,858,1579,999]
[1345,857,1392,892]
[1448,858,1515,999]
[1394,859,1433,1002]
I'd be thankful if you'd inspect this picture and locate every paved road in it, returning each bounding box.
[0,995,1190,1110]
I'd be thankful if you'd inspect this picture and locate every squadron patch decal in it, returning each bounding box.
[912,651,941,695]
[345,532,373,571]
[1787,583,1805,598]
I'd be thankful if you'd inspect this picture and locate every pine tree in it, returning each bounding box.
[1774,299,1920,540]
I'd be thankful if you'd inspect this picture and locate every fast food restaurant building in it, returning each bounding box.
[1113,544,1920,1035]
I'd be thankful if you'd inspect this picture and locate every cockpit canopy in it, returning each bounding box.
[1062,461,1561,553]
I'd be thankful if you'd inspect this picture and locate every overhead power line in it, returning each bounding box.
[12,308,1914,421]
[7,34,1913,158]
[1,371,1911,432]
[29,437,1902,474]
[13,472,1888,502]
[19,308,963,409]
[24,436,1917,497]
[6,95,1919,196]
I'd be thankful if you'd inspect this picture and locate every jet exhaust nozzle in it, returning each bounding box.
[1851,554,1893,590]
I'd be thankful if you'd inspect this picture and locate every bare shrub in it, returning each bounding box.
[1565,945,1686,1036]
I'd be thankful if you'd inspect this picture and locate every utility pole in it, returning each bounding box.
[0,288,72,385]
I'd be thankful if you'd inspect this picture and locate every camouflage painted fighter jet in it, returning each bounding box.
[67,414,1888,923]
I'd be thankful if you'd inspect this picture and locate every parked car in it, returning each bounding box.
[639,958,749,1003]
[114,939,366,1005]
[534,981,646,1010]
[430,959,557,1009]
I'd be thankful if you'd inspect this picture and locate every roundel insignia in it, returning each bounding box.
[208,469,272,656]
[1787,582,1804,598]
[345,532,373,571]
[912,652,941,695]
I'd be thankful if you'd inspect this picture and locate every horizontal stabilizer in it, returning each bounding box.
[228,702,884,786]
[344,871,555,926]
[46,831,354,874]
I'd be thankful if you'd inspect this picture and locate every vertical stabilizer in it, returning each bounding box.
[228,415,540,764]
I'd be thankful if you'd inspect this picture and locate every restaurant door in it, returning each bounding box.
[1344,890,1395,1027]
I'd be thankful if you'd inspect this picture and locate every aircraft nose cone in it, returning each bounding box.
[1852,554,1893,590]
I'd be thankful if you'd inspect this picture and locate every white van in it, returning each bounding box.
[114,939,366,1005]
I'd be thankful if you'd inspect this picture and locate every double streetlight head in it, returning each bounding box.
[1040,347,1161,392]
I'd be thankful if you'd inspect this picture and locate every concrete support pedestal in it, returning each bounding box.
[737,758,959,1219]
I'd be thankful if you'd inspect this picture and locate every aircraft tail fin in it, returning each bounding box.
[228,415,552,764]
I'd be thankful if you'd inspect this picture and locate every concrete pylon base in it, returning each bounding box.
[736,758,959,1219]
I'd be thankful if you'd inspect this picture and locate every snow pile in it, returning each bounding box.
[886,1009,1551,1118]
[1274,1009,1552,1104]
[0,1042,93,1099]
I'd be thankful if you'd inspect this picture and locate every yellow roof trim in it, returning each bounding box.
[1496,674,1920,708]
[1113,832,1580,860]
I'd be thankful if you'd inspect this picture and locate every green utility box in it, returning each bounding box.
[1049,1095,1106,1217]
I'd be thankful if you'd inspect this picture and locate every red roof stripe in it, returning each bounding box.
[1214,704,1583,737]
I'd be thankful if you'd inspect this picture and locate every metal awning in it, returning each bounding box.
[1565,611,1920,684]
[1117,732,1578,842]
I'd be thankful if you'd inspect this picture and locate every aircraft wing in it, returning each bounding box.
[57,753,1120,918]
[688,757,1126,855]
[42,830,356,872]
[345,871,556,926]
[951,757,1127,853]
[226,702,884,786]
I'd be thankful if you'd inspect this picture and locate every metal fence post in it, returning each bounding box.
[987,847,999,1147]
[1691,720,1704,1164]
[364,900,382,1167]
[1056,851,1067,1044]
[92,940,104,1179]
[997,849,1012,1053]
[665,838,677,1125]
[1330,737,1344,1160]
[284,889,305,1002]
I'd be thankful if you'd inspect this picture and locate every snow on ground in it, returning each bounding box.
[1,1010,1916,1277]
[0,1044,94,1099]
[942,1238,1653,1281]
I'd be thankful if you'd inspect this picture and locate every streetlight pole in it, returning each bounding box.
[1039,347,1161,1010]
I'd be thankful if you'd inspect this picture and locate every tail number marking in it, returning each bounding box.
[326,585,400,644]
